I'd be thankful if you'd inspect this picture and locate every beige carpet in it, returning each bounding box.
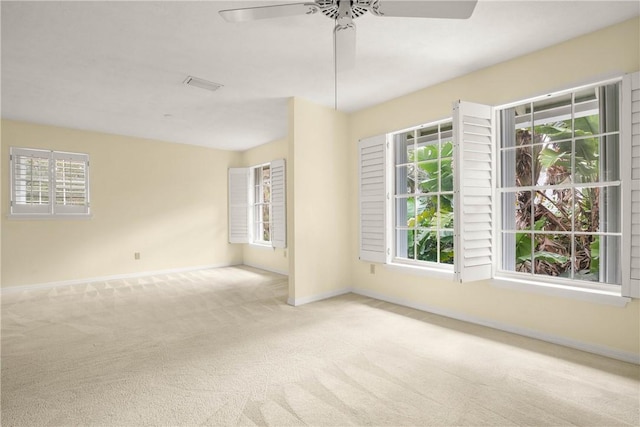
[1,266,638,426]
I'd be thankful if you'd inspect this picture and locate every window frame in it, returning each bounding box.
[388,118,456,270]
[9,147,91,218]
[494,78,624,293]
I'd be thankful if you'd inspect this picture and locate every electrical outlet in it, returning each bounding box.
[370,264,375,274]
[134,252,140,260]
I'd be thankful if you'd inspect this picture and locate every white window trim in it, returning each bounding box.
[493,78,625,294]
[251,163,272,245]
[9,147,90,219]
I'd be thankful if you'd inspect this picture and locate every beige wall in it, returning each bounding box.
[1,120,243,287]
[288,97,351,303]
[347,18,640,357]
[241,138,289,274]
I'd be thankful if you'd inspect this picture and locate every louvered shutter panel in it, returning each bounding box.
[270,159,286,248]
[359,134,387,263]
[53,151,89,214]
[623,71,640,298]
[453,101,494,283]
[228,167,250,244]
[10,147,52,214]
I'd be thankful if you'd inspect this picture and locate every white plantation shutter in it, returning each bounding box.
[10,147,52,214]
[453,101,494,283]
[53,151,89,214]
[359,134,387,263]
[622,71,640,298]
[228,167,250,244]
[270,159,286,248]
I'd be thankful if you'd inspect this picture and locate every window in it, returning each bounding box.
[10,147,90,217]
[497,82,622,288]
[252,164,271,243]
[228,159,286,248]
[392,121,454,266]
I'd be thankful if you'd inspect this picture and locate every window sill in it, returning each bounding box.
[383,262,455,280]
[7,214,93,221]
[491,276,630,307]
[248,242,274,250]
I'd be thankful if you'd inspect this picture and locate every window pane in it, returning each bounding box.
[416,195,437,228]
[514,232,533,273]
[439,195,454,228]
[441,158,453,192]
[416,160,438,194]
[574,86,599,136]
[574,137,600,183]
[502,191,533,231]
[575,235,620,284]
[15,156,50,205]
[402,229,413,259]
[574,186,620,233]
[263,222,270,241]
[533,188,572,232]
[415,228,437,262]
[396,196,414,228]
[533,233,571,278]
[535,142,571,186]
[501,146,534,187]
[439,230,454,265]
[533,93,572,142]
[395,165,413,195]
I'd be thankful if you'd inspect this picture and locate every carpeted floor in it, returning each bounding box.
[1,266,639,426]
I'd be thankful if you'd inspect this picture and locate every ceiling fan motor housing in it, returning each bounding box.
[317,0,369,20]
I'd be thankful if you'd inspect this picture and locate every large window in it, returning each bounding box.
[10,147,90,217]
[498,82,621,287]
[360,73,637,297]
[252,164,271,243]
[392,120,454,265]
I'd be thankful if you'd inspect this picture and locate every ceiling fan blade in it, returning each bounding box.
[334,23,356,72]
[372,0,478,19]
[219,3,319,22]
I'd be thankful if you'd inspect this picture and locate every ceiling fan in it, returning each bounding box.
[219,1,478,71]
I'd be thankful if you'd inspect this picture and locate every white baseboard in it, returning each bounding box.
[242,262,289,276]
[1,263,235,295]
[287,287,352,307]
[352,288,640,365]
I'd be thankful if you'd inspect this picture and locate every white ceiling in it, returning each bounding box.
[2,1,638,151]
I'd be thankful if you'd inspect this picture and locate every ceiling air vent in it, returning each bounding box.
[183,76,223,92]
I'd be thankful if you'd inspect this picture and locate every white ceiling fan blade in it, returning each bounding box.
[334,23,356,72]
[372,0,478,19]
[219,3,319,23]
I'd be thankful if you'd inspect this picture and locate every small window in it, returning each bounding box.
[391,120,455,266]
[10,147,90,217]
[497,82,621,287]
[252,164,271,243]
